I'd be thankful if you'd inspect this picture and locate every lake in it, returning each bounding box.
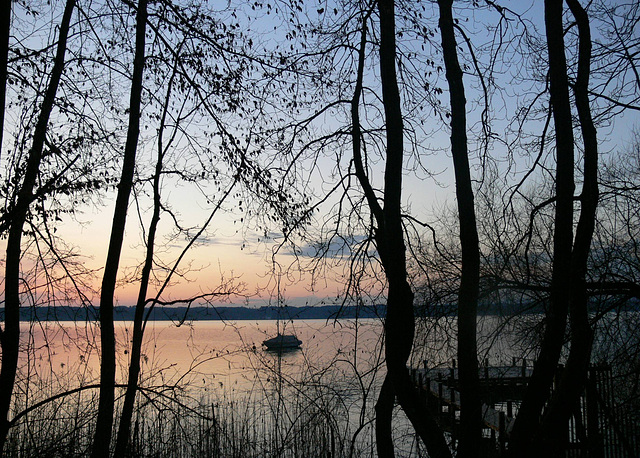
[14,318,392,456]
[19,315,537,392]
[20,318,386,392]
[10,315,548,456]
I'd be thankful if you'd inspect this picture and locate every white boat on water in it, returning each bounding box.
[262,334,302,351]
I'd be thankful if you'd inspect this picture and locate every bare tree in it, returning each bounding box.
[437,0,482,455]
[0,0,10,158]
[352,0,452,456]
[508,0,599,455]
[0,0,76,452]
[112,34,174,454]
[91,0,147,454]
[533,0,599,453]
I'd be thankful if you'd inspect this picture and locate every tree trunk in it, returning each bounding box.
[374,0,451,456]
[91,0,147,456]
[0,0,10,158]
[437,1,482,456]
[0,0,75,452]
[537,0,598,453]
[375,374,395,458]
[347,10,401,455]
[349,1,450,455]
[383,280,451,458]
[113,161,159,456]
[509,0,576,455]
[113,28,176,453]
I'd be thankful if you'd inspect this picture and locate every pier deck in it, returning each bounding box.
[409,360,640,457]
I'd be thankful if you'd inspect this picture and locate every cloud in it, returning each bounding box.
[192,235,238,247]
[285,235,369,259]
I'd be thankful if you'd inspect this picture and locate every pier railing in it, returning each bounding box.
[410,359,639,457]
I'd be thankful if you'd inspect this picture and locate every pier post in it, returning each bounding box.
[499,411,506,455]
[586,368,603,458]
[450,387,456,425]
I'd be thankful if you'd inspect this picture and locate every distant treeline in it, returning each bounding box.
[1,299,637,322]
[1,304,387,322]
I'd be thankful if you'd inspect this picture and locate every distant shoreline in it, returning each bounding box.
[2,300,637,322]
[2,304,387,322]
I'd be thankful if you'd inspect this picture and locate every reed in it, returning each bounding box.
[5,378,373,457]
[5,319,392,457]
[5,349,378,457]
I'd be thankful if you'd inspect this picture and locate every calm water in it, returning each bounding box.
[8,319,390,456]
[11,313,636,456]
[11,315,552,456]
[16,314,544,411]
[18,319,387,398]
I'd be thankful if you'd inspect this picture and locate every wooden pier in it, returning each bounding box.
[410,360,640,457]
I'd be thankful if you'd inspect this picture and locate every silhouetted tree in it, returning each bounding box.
[507,0,577,453]
[437,0,482,455]
[534,0,599,453]
[0,0,9,158]
[0,0,76,452]
[91,0,147,455]
[356,0,451,456]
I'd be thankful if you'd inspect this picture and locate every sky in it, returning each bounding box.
[3,0,640,309]
[53,193,334,307]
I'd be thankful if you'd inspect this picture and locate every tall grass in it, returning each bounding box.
[5,320,386,457]
[5,366,376,457]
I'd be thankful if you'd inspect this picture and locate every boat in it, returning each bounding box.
[262,333,302,351]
